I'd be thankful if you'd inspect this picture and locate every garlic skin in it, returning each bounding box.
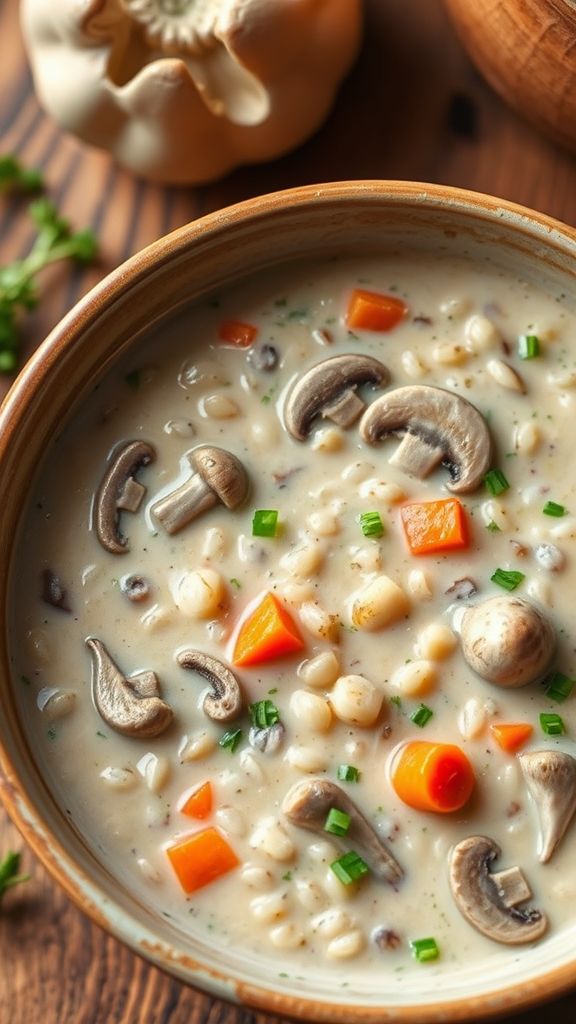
[20,0,363,184]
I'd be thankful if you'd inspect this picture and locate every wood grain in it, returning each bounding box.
[2,0,576,1021]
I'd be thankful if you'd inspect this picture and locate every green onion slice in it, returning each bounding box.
[219,728,243,752]
[484,469,510,496]
[518,334,540,359]
[359,511,384,538]
[542,501,567,517]
[410,704,433,728]
[491,568,525,591]
[249,699,280,728]
[337,764,361,783]
[330,851,369,884]
[410,937,440,963]
[545,672,575,703]
[252,509,279,537]
[486,520,501,533]
[540,713,565,736]
[324,808,351,837]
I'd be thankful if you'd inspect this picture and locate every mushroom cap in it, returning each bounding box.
[519,749,576,863]
[449,835,547,945]
[177,649,242,722]
[460,595,555,688]
[190,445,248,509]
[284,354,390,441]
[359,384,491,493]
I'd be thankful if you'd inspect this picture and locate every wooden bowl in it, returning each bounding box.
[2,181,576,1021]
[444,0,576,152]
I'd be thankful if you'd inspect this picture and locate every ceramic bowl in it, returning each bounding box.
[2,181,576,1022]
[443,0,576,152]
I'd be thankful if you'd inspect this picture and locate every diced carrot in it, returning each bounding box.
[490,723,534,753]
[218,319,258,347]
[400,498,469,555]
[166,827,239,894]
[391,740,475,813]
[233,592,304,667]
[179,781,213,820]
[346,288,407,332]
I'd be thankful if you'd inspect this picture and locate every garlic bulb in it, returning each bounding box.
[21,0,362,184]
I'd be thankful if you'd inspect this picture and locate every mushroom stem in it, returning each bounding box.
[519,750,576,863]
[449,836,547,945]
[87,637,173,738]
[151,471,217,534]
[282,778,403,887]
[177,649,242,722]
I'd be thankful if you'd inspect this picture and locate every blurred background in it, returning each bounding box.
[2,0,576,1020]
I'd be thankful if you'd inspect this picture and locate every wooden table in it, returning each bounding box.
[2,0,576,1020]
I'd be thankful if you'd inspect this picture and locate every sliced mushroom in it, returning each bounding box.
[449,836,547,945]
[86,637,173,738]
[177,650,242,722]
[249,721,285,754]
[460,595,555,687]
[283,354,390,441]
[359,384,491,492]
[519,749,576,863]
[41,568,71,612]
[282,778,403,887]
[94,440,156,554]
[151,445,248,535]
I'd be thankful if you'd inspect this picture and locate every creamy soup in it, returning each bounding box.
[10,254,576,987]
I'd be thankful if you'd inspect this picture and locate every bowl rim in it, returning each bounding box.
[2,178,576,1022]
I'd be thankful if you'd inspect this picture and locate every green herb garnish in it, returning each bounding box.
[0,155,43,194]
[219,728,243,752]
[491,568,525,591]
[518,334,540,359]
[249,699,280,728]
[545,672,575,703]
[0,851,30,904]
[542,501,567,517]
[410,704,433,728]
[540,713,565,736]
[0,194,97,372]
[486,520,501,533]
[410,937,439,963]
[324,808,351,837]
[252,509,279,537]
[229,577,241,590]
[484,469,510,496]
[337,764,361,783]
[359,510,384,538]
[330,850,369,884]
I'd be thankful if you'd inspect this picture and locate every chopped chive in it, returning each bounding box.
[229,577,241,589]
[410,704,433,728]
[410,937,439,963]
[486,520,501,533]
[518,334,540,359]
[491,568,525,591]
[252,509,279,537]
[542,501,567,517]
[330,850,369,884]
[359,510,384,538]
[337,764,361,783]
[484,469,510,496]
[324,807,352,836]
[540,713,565,736]
[249,699,280,728]
[219,728,243,752]
[545,672,575,703]
[390,695,402,709]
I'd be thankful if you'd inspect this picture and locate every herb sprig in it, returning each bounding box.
[0,157,98,372]
[0,851,30,905]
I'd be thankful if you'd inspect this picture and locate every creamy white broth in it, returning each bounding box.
[10,254,576,984]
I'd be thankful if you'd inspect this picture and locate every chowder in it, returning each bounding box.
[10,252,576,987]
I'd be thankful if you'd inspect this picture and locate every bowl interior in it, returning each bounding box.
[2,181,576,1021]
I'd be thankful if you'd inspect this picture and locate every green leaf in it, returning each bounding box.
[0,851,30,904]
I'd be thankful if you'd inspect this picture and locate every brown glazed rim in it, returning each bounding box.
[2,180,576,1022]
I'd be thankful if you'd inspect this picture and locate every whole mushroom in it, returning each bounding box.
[359,384,492,492]
[151,445,248,535]
[283,354,390,441]
[460,595,556,688]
